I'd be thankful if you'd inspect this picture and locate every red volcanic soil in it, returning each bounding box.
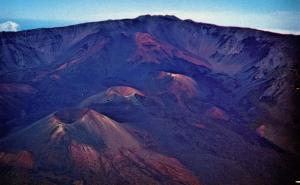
[206,106,229,121]
[0,151,34,169]
[106,86,144,97]
[88,39,107,53]
[0,84,37,94]
[112,149,201,185]
[69,140,106,172]
[132,32,173,63]
[80,86,144,106]
[174,49,211,68]
[69,140,202,185]
[132,32,210,68]
[0,108,201,184]
[158,71,199,98]
[256,124,266,137]
[144,153,201,185]
[194,122,206,129]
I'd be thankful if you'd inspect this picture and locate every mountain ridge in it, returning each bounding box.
[1,15,299,36]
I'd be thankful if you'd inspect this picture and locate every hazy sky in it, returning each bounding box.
[0,0,299,34]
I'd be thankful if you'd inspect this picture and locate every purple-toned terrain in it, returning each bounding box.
[0,15,299,185]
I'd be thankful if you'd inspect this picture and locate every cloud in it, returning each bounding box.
[0,21,20,32]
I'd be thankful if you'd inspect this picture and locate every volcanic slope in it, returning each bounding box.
[0,108,200,185]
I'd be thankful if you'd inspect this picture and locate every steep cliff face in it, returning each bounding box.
[0,15,299,185]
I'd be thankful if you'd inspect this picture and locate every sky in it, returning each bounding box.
[0,0,299,34]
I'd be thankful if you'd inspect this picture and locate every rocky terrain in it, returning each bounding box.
[0,15,299,185]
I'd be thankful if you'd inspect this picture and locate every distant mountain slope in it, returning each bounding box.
[0,15,299,185]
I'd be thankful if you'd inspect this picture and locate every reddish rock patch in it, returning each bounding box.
[132,32,172,63]
[69,141,105,171]
[207,106,229,121]
[194,123,206,129]
[132,32,210,68]
[106,86,144,97]
[145,154,201,185]
[50,74,61,80]
[174,50,211,68]
[0,150,34,169]
[158,71,199,98]
[0,84,37,94]
[256,124,266,137]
